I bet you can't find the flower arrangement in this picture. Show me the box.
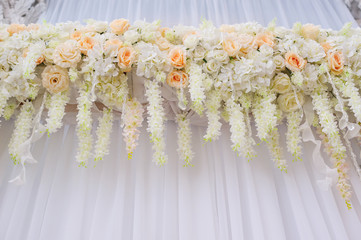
[0,19,361,208]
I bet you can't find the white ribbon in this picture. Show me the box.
[9,93,47,185]
[299,99,338,190]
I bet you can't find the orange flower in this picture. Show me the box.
[110,19,130,35]
[167,70,188,88]
[222,35,240,57]
[78,36,96,55]
[328,51,344,75]
[22,48,44,65]
[220,25,235,33]
[321,42,332,53]
[7,24,26,36]
[285,52,307,71]
[255,32,275,48]
[238,34,255,54]
[117,46,135,72]
[70,31,82,41]
[159,27,171,37]
[168,47,186,69]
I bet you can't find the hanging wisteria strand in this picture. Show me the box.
[2,19,361,208]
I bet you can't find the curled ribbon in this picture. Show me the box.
[299,99,338,191]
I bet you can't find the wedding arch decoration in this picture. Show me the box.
[0,18,361,209]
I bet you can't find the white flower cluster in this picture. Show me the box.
[122,98,144,159]
[267,129,287,172]
[311,86,350,208]
[94,108,114,162]
[45,91,70,134]
[75,85,93,166]
[286,110,303,161]
[176,113,193,166]
[187,63,206,115]
[8,101,34,164]
[145,80,167,165]
[204,90,222,141]
[252,89,277,140]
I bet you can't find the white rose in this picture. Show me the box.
[259,44,273,57]
[43,48,55,64]
[273,55,285,71]
[183,34,199,49]
[271,73,291,94]
[204,59,220,74]
[91,21,108,33]
[193,46,206,61]
[277,91,305,112]
[210,50,229,64]
[123,30,140,44]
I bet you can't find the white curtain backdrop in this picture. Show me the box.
[1,0,361,239]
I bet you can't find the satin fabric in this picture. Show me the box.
[1,0,361,239]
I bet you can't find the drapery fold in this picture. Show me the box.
[1,0,361,239]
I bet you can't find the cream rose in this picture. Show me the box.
[41,65,70,94]
[328,51,344,75]
[271,73,291,94]
[110,19,130,35]
[301,24,320,41]
[193,46,206,61]
[0,29,10,41]
[168,46,186,69]
[285,52,307,71]
[183,31,199,49]
[220,25,235,33]
[204,59,220,74]
[43,48,55,64]
[166,70,188,88]
[238,34,254,54]
[104,38,123,54]
[273,55,285,71]
[26,23,40,31]
[7,24,26,36]
[78,36,96,55]
[117,46,136,72]
[155,37,172,51]
[53,40,81,68]
[277,92,305,113]
[222,35,240,57]
[255,32,275,48]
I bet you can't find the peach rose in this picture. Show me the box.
[7,24,26,36]
[255,32,275,48]
[110,19,130,35]
[53,40,81,68]
[328,51,344,75]
[285,52,307,71]
[22,48,44,65]
[238,34,254,54]
[26,24,40,31]
[166,70,188,88]
[321,42,332,53]
[41,65,70,94]
[301,24,319,41]
[70,31,82,41]
[222,35,240,57]
[168,47,186,69]
[220,25,235,33]
[155,37,172,51]
[78,36,96,55]
[117,46,135,72]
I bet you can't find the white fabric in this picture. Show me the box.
[1,0,361,239]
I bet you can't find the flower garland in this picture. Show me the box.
[1,19,361,208]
